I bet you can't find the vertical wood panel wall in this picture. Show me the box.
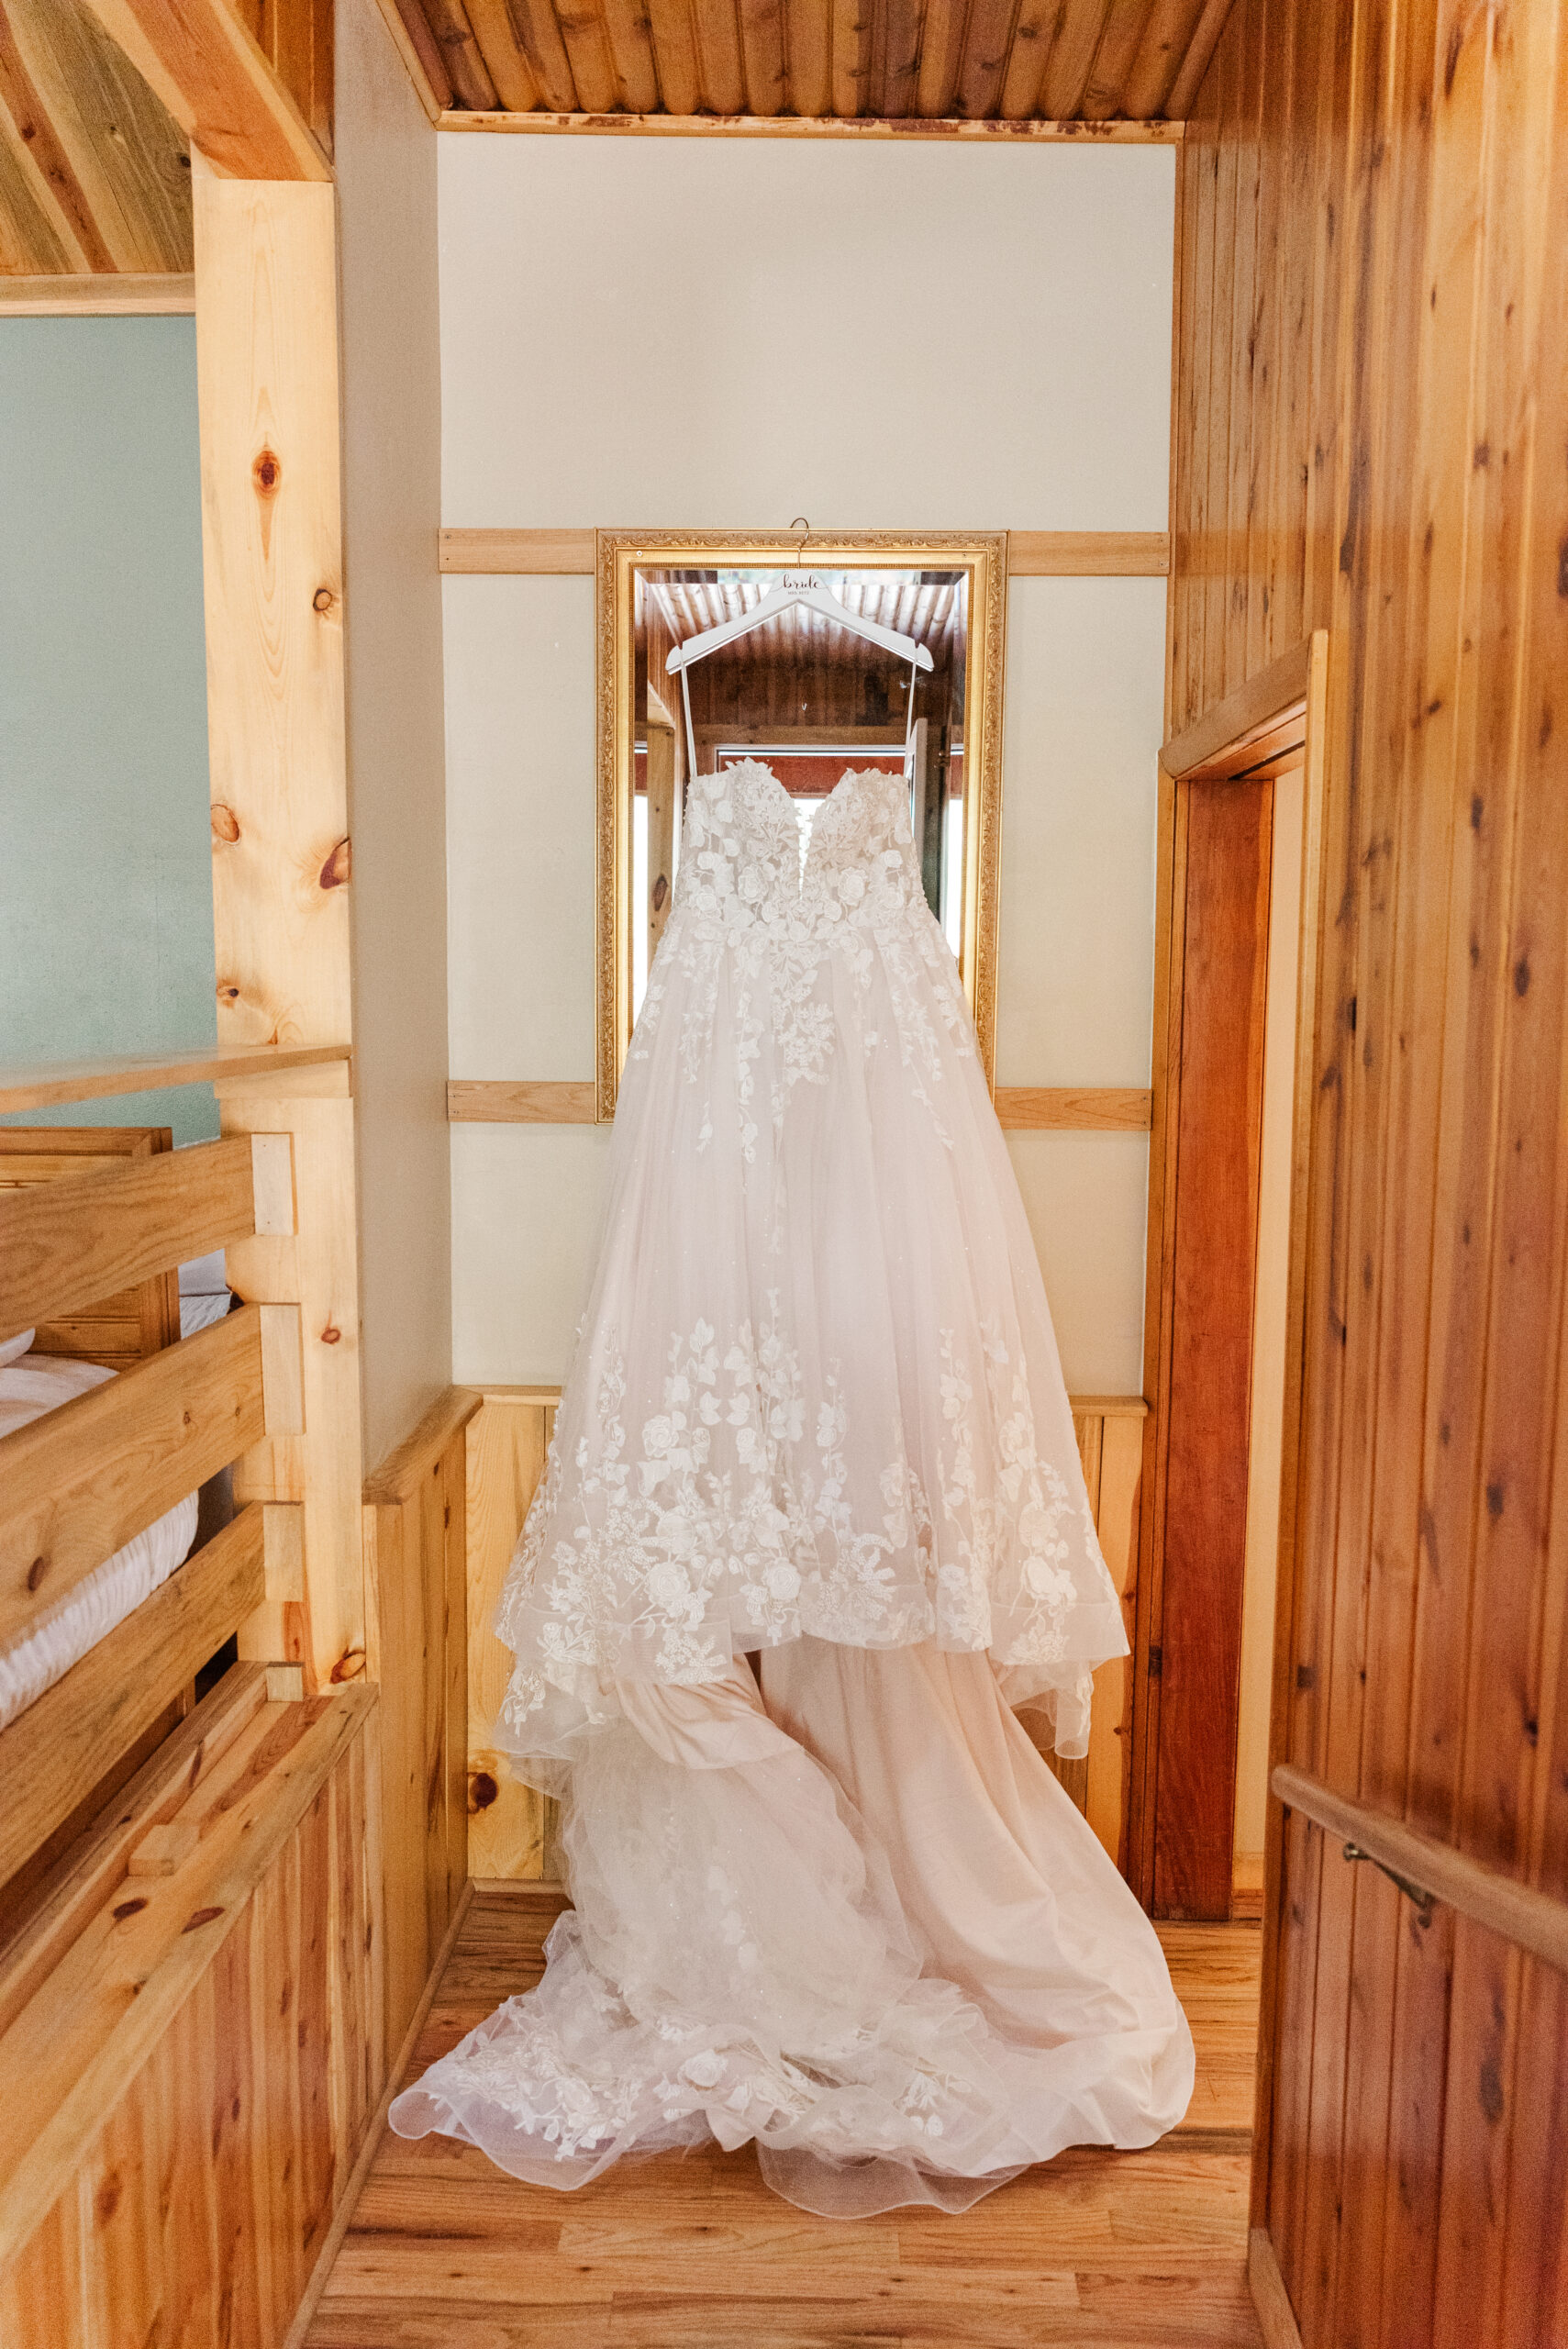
[462,1392,1145,1882]
[1171,4,1568,2339]
[0,1679,382,2348]
[362,1392,475,2051]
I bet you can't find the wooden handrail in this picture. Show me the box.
[1273,1762,1568,1977]
[0,1133,294,1343]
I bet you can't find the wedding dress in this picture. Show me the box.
[389,762,1193,2209]
[496,760,1127,1769]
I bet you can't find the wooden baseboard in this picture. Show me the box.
[1248,2228,1304,2349]
[282,1878,475,2349]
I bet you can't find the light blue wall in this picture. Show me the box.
[1,316,217,1145]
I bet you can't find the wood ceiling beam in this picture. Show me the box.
[80,0,331,180]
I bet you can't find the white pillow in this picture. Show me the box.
[0,1329,37,1369]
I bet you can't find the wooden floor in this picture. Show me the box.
[307,1887,1264,2348]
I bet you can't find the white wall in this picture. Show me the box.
[440,134,1173,1396]
[338,0,453,1468]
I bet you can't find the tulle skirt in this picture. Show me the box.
[387,1641,1193,2214]
[498,896,1127,1769]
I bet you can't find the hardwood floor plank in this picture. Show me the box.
[306,1895,1265,2349]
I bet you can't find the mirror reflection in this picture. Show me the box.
[631,565,971,1019]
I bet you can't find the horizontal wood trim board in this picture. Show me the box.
[1160,639,1314,779]
[438,530,1168,577]
[464,1384,1144,1417]
[362,1386,484,1507]
[995,1086,1153,1130]
[450,1080,1151,1129]
[1272,1763,1568,1980]
[1008,532,1170,576]
[0,1133,261,1342]
[0,1305,267,1646]
[0,274,196,314]
[0,1508,267,1895]
[0,1682,375,2269]
[0,1043,351,1118]
[437,111,1184,143]
[447,1080,597,1121]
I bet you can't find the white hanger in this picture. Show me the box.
[662,525,932,787]
[665,577,934,677]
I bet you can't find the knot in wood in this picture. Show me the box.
[319,837,351,890]
[469,1771,499,1813]
[252,447,281,495]
[313,585,336,613]
[331,1649,366,1682]
[211,803,240,843]
[320,1323,341,1345]
[27,1554,48,1592]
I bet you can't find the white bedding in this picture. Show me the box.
[0,1353,199,1733]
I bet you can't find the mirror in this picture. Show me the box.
[596,531,1006,1119]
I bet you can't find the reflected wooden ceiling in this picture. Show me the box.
[392,0,1228,123]
[641,575,962,673]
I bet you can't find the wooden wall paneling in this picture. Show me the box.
[1221,0,1262,695]
[1197,25,1239,717]
[1085,1404,1146,1869]
[1170,3,1568,2342]
[1494,39,1568,2343]
[195,167,362,1694]
[1316,10,1448,2335]
[1152,774,1273,1919]
[1432,6,1568,2332]
[0,1682,379,2337]
[362,1391,478,2051]
[464,1394,557,1878]
[1282,0,1399,2321]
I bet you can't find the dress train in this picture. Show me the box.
[387,1648,1192,2213]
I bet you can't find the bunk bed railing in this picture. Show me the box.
[0,1133,301,1892]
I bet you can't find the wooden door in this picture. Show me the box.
[1149,779,1274,1917]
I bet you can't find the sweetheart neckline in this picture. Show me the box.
[704,759,909,897]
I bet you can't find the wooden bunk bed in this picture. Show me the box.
[0,1097,382,2337]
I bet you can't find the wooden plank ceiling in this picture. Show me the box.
[392,0,1231,122]
[0,0,331,277]
[0,0,191,273]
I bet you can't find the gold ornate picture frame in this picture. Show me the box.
[595,529,1008,1121]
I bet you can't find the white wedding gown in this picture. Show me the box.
[390,763,1193,2210]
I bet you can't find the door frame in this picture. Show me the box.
[1128,631,1331,1967]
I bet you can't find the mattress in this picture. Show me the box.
[0,1353,199,1734]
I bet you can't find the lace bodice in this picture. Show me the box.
[673,761,927,937]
